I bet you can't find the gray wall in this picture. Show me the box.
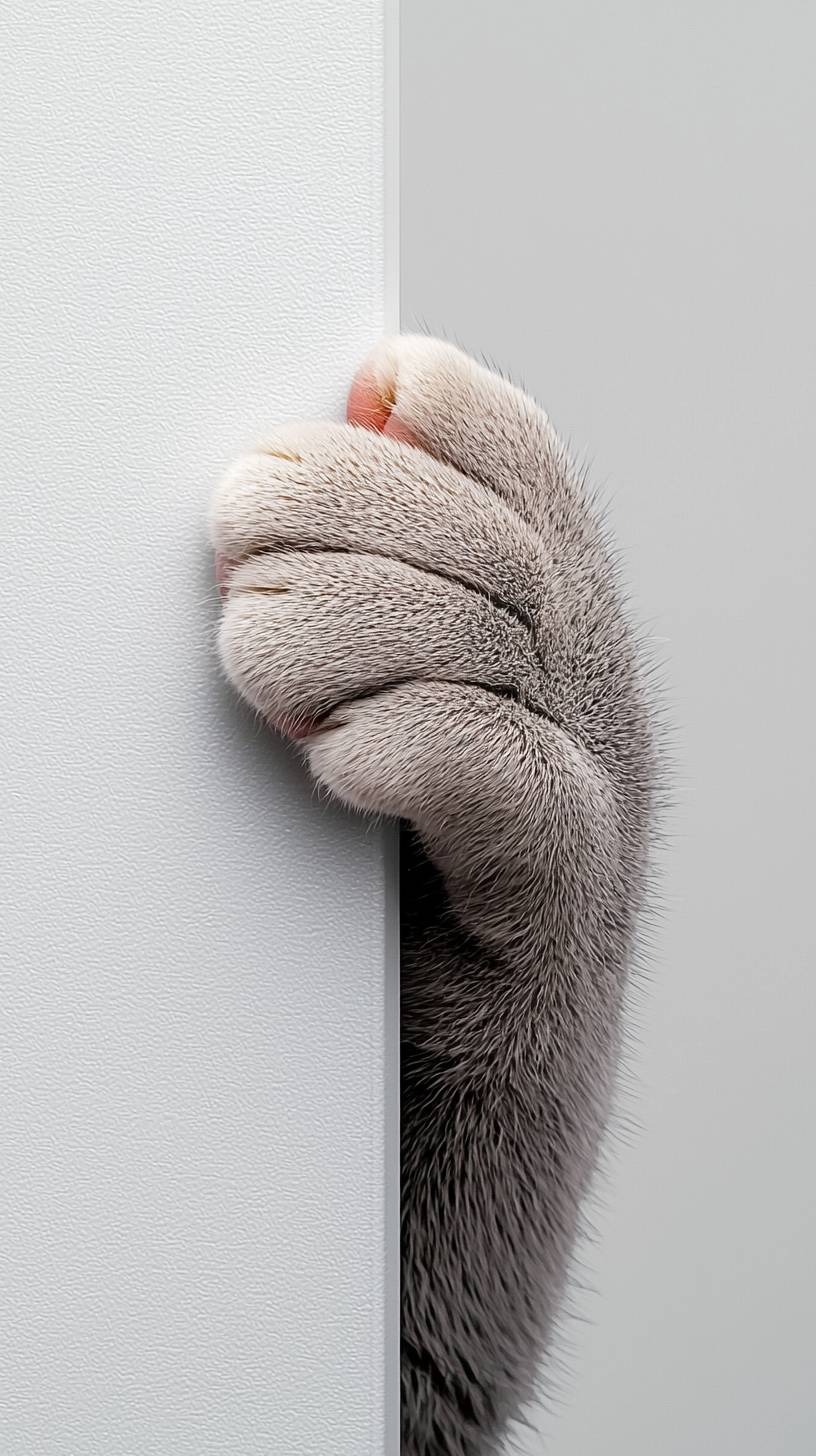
[402,2,815,1451]
[0,3,392,1452]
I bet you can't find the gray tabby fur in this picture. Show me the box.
[210,336,657,1454]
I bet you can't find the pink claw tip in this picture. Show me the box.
[214,551,234,599]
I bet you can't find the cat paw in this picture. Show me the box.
[210,336,592,830]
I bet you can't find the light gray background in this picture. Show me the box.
[0,3,393,1452]
[402,2,815,1451]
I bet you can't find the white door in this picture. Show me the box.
[1,3,397,1452]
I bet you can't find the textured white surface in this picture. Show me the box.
[0,2,389,1451]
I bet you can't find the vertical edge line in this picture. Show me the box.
[384,0,400,335]
[383,2,401,1453]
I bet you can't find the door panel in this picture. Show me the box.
[0,3,393,1451]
